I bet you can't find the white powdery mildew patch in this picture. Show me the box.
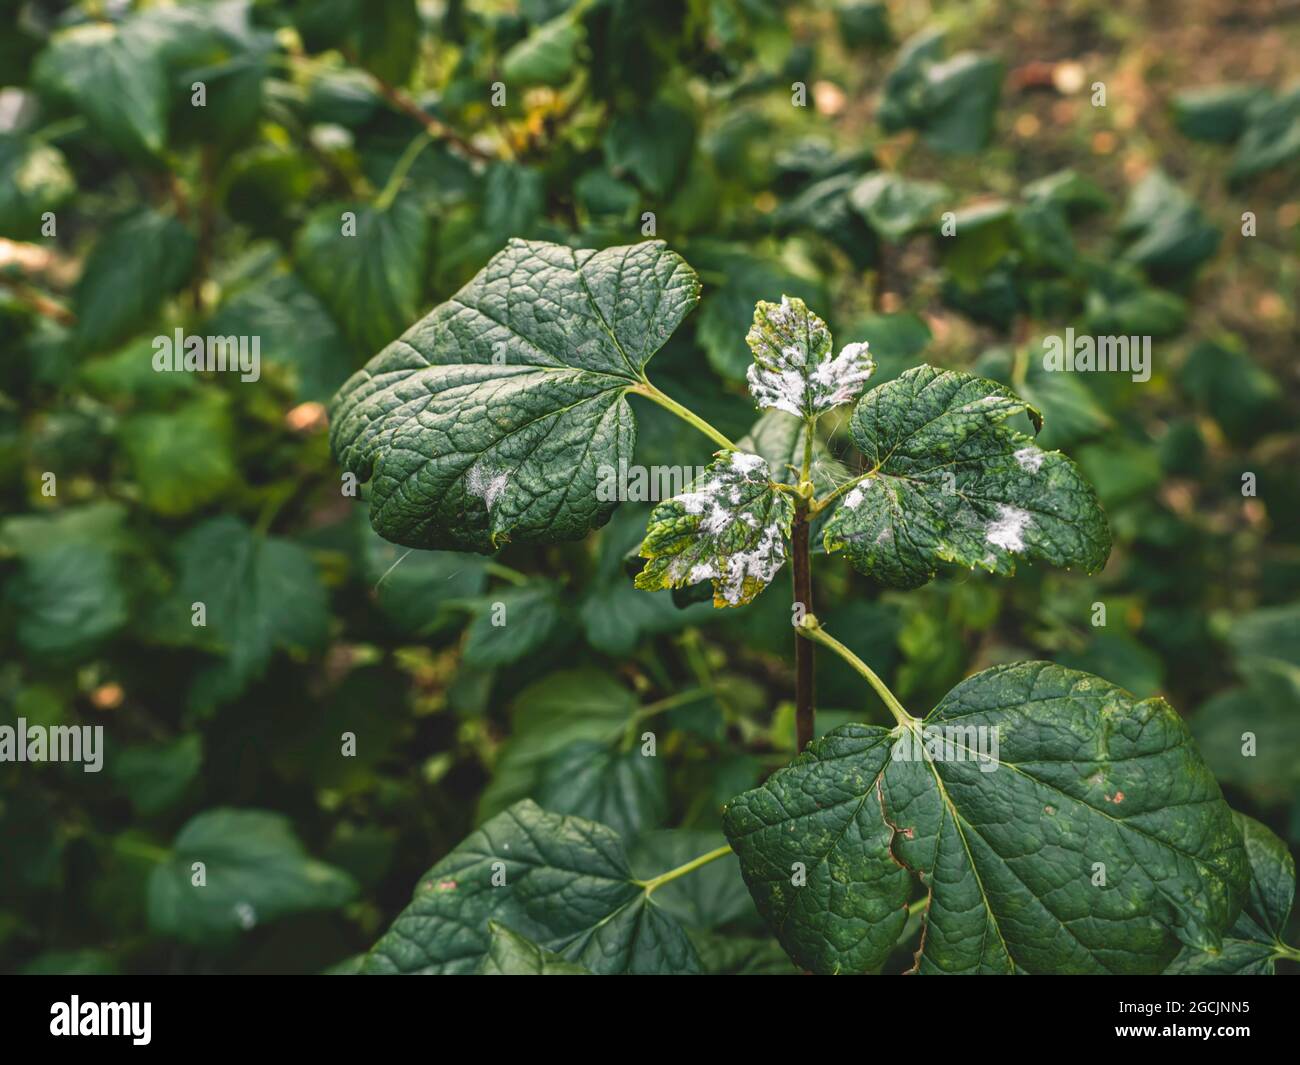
[746,362,807,418]
[843,486,865,510]
[672,451,769,538]
[716,520,787,606]
[745,296,874,417]
[1014,446,1044,472]
[810,342,875,410]
[654,450,788,605]
[985,503,1032,553]
[466,463,509,510]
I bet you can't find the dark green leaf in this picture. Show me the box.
[479,922,593,974]
[823,365,1110,589]
[362,800,700,973]
[119,394,238,516]
[73,210,195,354]
[0,135,75,239]
[296,196,429,355]
[462,582,563,668]
[330,239,700,551]
[850,171,947,241]
[148,809,358,946]
[34,23,169,159]
[1168,814,1295,974]
[537,740,667,839]
[723,662,1249,974]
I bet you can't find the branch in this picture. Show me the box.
[792,504,815,751]
[0,278,74,325]
[351,54,495,163]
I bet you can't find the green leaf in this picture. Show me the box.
[462,582,563,668]
[119,394,238,517]
[604,99,694,198]
[579,504,715,655]
[850,171,948,241]
[723,662,1249,974]
[73,210,195,354]
[744,296,874,418]
[1181,338,1284,445]
[295,196,429,355]
[152,517,329,707]
[34,22,169,159]
[1226,603,1300,675]
[636,450,794,607]
[1230,86,1300,183]
[4,542,129,660]
[354,0,420,84]
[630,830,755,930]
[358,512,487,637]
[1168,814,1295,975]
[0,135,75,239]
[878,31,1002,154]
[501,16,584,86]
[477,670,639,823]
[823,365,1110,589]
[81,336,196,402]
[1083,263,1188,337]
[110,735,203,816]
[1191,671,1300,803]
[362,800,700,973]
[330,239,700,551]
[0,503,131,660]
[1117,170,1220,277]
[537,740,667,839]
[479,922,593,974]
[148,809,358,946]
[208,271,355,404]
[690,930,801,974]
[1171,84,1267,144]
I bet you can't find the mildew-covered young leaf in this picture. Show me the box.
[329,239,700,551]
[823,365,1110,588]
[1167,813,1296,975]
[745,296,874,418]
[722,663,1248,975]
[635,450,794,608]
[362,800,699,974]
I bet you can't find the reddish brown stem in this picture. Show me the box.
[350,53,494,163]
[792,506,815,751]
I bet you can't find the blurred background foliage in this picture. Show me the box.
[0,0,1297,974]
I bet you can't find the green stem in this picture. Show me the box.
[638,844,733,894]
[630,382,739,451]
[375,129,433,210]
[484,561,530,586]
[634,687,711,722]
[113,837,171,864]
[1274,942,1300,963]
[810,470,876,515]
[618,687,710,750]
[907,896,929,917]
[796,616,915,726]
[31,116,87,143]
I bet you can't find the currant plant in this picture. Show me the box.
[331,238,1283,975]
